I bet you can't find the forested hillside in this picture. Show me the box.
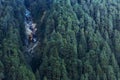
[0,0,120,80]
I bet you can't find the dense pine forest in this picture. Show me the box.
[0,0,120,80]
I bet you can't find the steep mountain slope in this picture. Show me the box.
[0,0,35,80]
[0,0,120,80]
[28,0,120,80]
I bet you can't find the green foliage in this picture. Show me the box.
[0,0,35,80]
[18,65,36,80]
[0,61,4,79]
[32,0,120,80]
[0,0,120,80]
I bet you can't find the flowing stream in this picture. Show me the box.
[25,9,38,46]
[24,8,39,61]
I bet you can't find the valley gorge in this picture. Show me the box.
[0,0,120,80]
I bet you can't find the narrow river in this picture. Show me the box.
[24,9,37,46]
